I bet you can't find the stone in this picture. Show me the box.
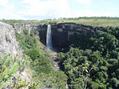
[0,22,22,57]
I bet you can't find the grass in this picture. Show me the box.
[39,17,119,27]
[1,17,119,27]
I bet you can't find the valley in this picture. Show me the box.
[0,18,119,89]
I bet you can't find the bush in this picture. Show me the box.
[0,54,21,88]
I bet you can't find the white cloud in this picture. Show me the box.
[0,0,9,7]
[0,0,93,19]
[0,0,118,19]
[72,9,118,17]
[19,0,72,19]
[0,0,24,19]
[76,0,93,5]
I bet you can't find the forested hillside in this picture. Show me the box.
[59,26,119,89]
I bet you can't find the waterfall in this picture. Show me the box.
[46,24,53,50]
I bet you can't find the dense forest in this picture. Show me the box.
[59,27,119,89]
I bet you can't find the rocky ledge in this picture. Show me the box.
[0,22,22,56]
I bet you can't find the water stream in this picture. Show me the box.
[46,24,53,50]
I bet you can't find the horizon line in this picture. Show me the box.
[0,16,119,20]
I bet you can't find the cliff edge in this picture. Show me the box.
[0,22,22,56]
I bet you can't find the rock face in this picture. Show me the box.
[13,23,37,33]
[11,22,100,51]
[27,23,97,51]
[0,22,22,56]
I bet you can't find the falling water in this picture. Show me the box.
[46,24,53,50]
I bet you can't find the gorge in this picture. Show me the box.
[1,20,119,89]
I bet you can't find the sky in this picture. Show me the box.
[0,0,119,19]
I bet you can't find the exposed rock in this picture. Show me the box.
[10,23,97,51]
[0,22,32,89]
[0,22,22,56]
[9,22,114,52]
[13,23,34,33]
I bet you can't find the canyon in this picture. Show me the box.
[12,22,105,51]
[1,21,119,89]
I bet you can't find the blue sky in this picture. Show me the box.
[0,0,119,19]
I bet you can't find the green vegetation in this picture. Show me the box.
[0,55,18,88]
[1,17,119,89]
[59,27,119,89]
[1,17,119,27]
[39,17,119,27]
[16,29,67,89]
[0,54,25,88]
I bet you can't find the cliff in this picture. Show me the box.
[0,22,32,89]
[12,23,105,51]
[9,22,119,52]
[0,22,22,56]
